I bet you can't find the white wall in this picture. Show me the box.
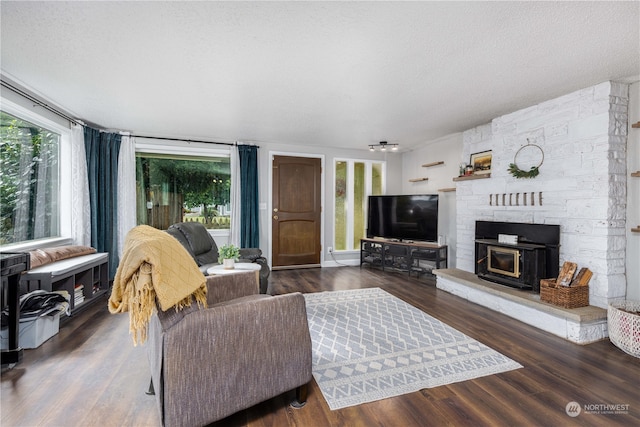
[456,81,630,309]
[402,133,463,267]
[627,81,640,301]
[253,141,404,266]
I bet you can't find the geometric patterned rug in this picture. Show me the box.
[304,288,522,410]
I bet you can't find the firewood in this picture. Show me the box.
[570,268,592,287]
[557,261,577,287]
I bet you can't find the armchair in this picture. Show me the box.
[166,222,271,293]
[146,271,312,426]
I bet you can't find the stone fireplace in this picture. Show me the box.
[433,81,629,344]
[474,221,559,292]
[454,81,628,310]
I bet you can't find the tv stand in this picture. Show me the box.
[360,238,447,277]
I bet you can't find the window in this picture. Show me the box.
[334,159,385,251]
[135,147,231,231]
[0,111,62,245]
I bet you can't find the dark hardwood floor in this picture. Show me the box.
[2,266,639,426]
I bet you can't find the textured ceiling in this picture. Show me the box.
[1,1,638,151]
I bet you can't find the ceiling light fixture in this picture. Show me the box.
[369,141,398,152]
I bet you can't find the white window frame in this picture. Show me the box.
[333,158,386,252]
[135,139,232,238]
[0,98,72,252]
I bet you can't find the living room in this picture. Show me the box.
[2,2,639,426]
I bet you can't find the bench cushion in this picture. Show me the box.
[29,245,97,268]
[26,253,108,277]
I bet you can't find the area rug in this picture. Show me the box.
[304,287,522,410]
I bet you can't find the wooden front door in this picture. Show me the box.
[272,156,322,269]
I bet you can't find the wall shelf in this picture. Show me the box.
[453,173,491,182]
[631,171,640,178]
[408,177,429,183]
[438,187,456,192]
[422,161,445,168]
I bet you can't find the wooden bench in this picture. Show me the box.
[20,253,109,315]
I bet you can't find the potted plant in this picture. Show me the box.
[218,244,240,269]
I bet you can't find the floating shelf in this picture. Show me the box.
[453,173,491,182]
[631,171,640,178]
[632,121,640,129]
[438,187,456,192]
[408,177,429,183]
[632,226,640,233]
[422,161,444,168]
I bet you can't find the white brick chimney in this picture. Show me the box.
[456,81,629,309]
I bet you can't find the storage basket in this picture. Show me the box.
[608,301,640,358]
[539,278,557,304]
[0,313,60,350]
[539,278,589,309]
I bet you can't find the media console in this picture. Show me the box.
[360,238,447,277]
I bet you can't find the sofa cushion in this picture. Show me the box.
[195,249,219,267]
[170,222,219,266]
[166,227,196,258]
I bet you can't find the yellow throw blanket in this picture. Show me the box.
[109,225,207,345]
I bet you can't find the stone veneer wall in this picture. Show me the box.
[456,81,629,309]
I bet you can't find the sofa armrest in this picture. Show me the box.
[238,247,262,261]
[252,256,269,270]
[204,271,258,305]
[159,293,312,426]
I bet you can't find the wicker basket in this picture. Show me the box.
[539,278,589,309]
[539,278,558,304]
[608,301,640,358]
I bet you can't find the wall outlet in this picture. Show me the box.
[328,247,333,253]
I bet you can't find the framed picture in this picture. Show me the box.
[470,150,492,175]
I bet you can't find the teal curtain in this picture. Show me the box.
[238,145,259,248]
[84,127,121,278]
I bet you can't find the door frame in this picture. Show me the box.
[268,151,325,267]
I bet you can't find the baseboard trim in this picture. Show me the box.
[272,264,321,271]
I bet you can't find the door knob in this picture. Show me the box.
[273,215,279,220]
[273,208,278,213]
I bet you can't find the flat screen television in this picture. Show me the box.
[367,194,438,242]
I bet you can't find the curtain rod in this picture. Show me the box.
[1,79,83,126]
[132,134,259,148]
[2,79,260,148]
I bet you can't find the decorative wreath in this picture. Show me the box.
[508,140,544,179]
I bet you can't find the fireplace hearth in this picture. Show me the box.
[475,221,560,292]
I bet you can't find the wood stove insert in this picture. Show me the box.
[475,221,560,293]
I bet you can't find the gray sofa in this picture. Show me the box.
[166,221,271,293]
[146,271,312,426]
